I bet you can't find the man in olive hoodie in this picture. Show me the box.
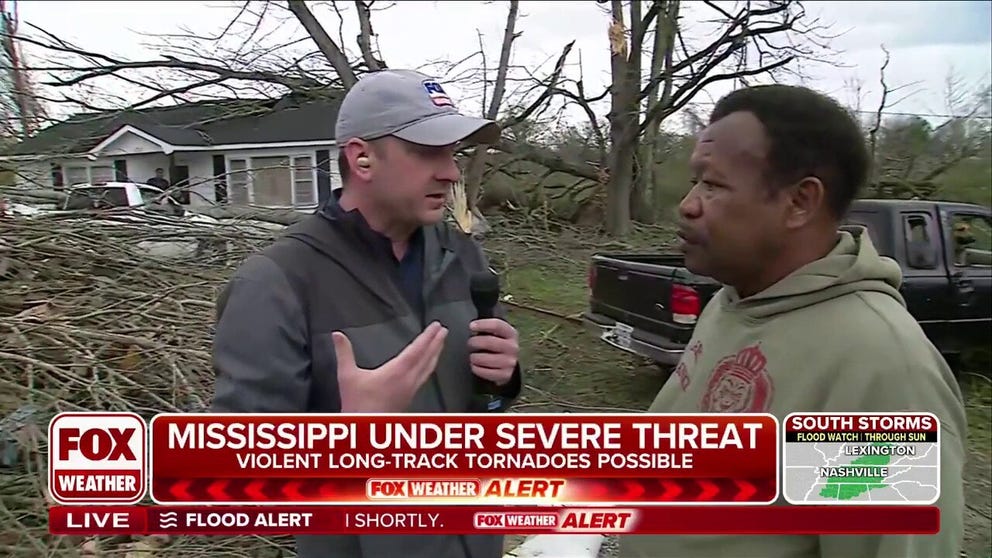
[619,85,967,557]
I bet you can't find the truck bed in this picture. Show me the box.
[585,252,721,365]
[584,199,992,369]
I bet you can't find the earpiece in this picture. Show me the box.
[356,156,371,168]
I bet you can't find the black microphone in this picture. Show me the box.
[469,270,503,406]
[470,270,500,320]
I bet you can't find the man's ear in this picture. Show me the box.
[342,140,374,180]
[784,176,825,229]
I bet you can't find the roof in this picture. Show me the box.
[2,91,344,156]
[851,199,941,211]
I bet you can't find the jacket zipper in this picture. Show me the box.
[422,248,458,413]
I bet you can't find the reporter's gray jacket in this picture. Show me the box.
[210,205,522,558]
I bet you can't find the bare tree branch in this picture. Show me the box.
[355,1,385,70]
[462,0,521,214]
[499,41,574,129]
[868,44,892,180]
[14,26,325,103]
[486,0,519,120]
[287,0,357,88]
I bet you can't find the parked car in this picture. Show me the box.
[60,182,190,216]
[583,199,992,370]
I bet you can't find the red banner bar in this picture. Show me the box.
[150,476,777,505]
[148,413,778,505]
[48,505,939,536]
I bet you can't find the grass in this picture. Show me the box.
[484,217,675,417]
[962,373,992,558]
[487,218,991,558]
[504,266,588,314]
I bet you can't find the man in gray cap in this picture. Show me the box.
[211,69,523,558]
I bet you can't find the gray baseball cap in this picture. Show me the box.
[334,69,501,147]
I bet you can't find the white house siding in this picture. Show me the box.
[178,153,217,208]
[9,160,51,189]
[221,143,339,210]
[99,133,163,156]
[90,132,215,206]
[6,133,341,210]
[97,133,171,187]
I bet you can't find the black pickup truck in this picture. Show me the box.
[583,199,992,369]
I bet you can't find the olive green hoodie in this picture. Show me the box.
[619,227,966,558]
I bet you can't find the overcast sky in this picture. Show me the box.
[12,0,992,132]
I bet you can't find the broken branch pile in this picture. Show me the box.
[0,210,294,557]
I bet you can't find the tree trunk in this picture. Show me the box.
[630,144,655,223]
[606,138,635,236]
[635,1,672,224]
[605,1,642,237]
[463,150,488,209]
[624,1,652,224]
[651,135,671,215]
[462,0,519,212]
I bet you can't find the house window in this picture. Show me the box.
[225,154,317,208]
[63,164,114,186]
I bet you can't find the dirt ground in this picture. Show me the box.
[486,216,992,558]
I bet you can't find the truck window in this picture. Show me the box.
[951,213,992,268]
[843,210,890,256]
[903,213,937,269]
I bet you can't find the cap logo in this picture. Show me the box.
[423,80,454,108]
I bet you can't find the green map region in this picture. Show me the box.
[819,443,892,500]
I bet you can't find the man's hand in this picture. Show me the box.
[468,318,519,385]
[332,322,448,413]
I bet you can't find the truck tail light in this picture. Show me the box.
[670,284,700,324]
[587,265,597,291]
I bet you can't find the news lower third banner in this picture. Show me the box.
[48,412,777,506]
[148,413,779,505]
[48,505,940,536]
[47,411,942,536]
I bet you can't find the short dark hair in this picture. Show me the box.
[710,84,870,217]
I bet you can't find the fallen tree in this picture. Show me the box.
[0,210,292,556]
[0,200,527,556]
[4,187,309,227]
